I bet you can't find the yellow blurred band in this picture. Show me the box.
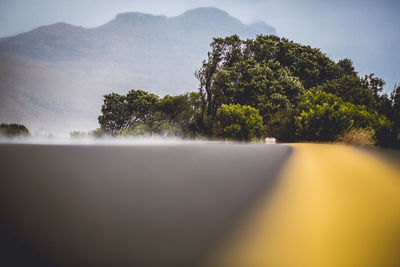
[205,144,400,267]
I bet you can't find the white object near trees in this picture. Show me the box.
[265,137,276,144]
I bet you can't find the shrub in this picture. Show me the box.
[214,104,263,141]
[0,123,30,137]
[336,128,375,146]
[121,124,151,136]
[295,91,391,143]
[88,128,105,138]
[263,109,297,142]
[70,130,87,138]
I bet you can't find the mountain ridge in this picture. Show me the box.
[0,7,276,62]
[0,7,276,134]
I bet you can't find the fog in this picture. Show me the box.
[0,135,209,146]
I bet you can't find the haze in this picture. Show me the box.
[1,0,399,90]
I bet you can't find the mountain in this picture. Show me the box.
[0,53,100,134]
[0,7,275,134]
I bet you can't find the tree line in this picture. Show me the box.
[97,35,400,146]
[0,123,30,137]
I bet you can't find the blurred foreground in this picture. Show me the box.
[0,142,399,267]
[0,143,290,267]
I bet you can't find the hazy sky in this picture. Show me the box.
[0,0,399,89]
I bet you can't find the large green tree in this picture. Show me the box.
[195,34,397,145]
[246,35,341,88]
[196,34,348,136]
[210,59,304,121]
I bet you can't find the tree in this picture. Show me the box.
[246,35,341,88]
[195,34,347,136]
[126,89,159,127]
[314,75,378,110]
[156,93,202,137]
[98,90,159,135]
[98,93,129,135]
[95,35,397,146]
[0,123,30,137]
[337,58,357,76]
[295,91,391,143]
[98,90,202,137]
[361,73,385,97]
[214,104,263,141]
[264,109,297,142]
[313,73,396,144]
[390,85,400,141]
[198,57,304,127]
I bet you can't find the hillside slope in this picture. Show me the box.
[0,53,99,134]
[0,7,275,134]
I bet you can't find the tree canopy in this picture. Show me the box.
[98,90,201,137]
[295,91,391,142]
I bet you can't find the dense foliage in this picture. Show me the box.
[0,123,30,137]
[295,91,391,143]
[98,35,399,145]
[214,104,263,141]
[98,90,201,137]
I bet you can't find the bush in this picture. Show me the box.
[88,128,104,138]
[121,124,151,137]
[296,91,391,143]
[152,122,183,137]
[214,104,263,141]
[336,128,375,146]
[70,130,87,138]
[0,123,30,137]
[263,109,297,142]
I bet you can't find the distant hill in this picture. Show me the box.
[0,7,275,134]
[0,53,100,134]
